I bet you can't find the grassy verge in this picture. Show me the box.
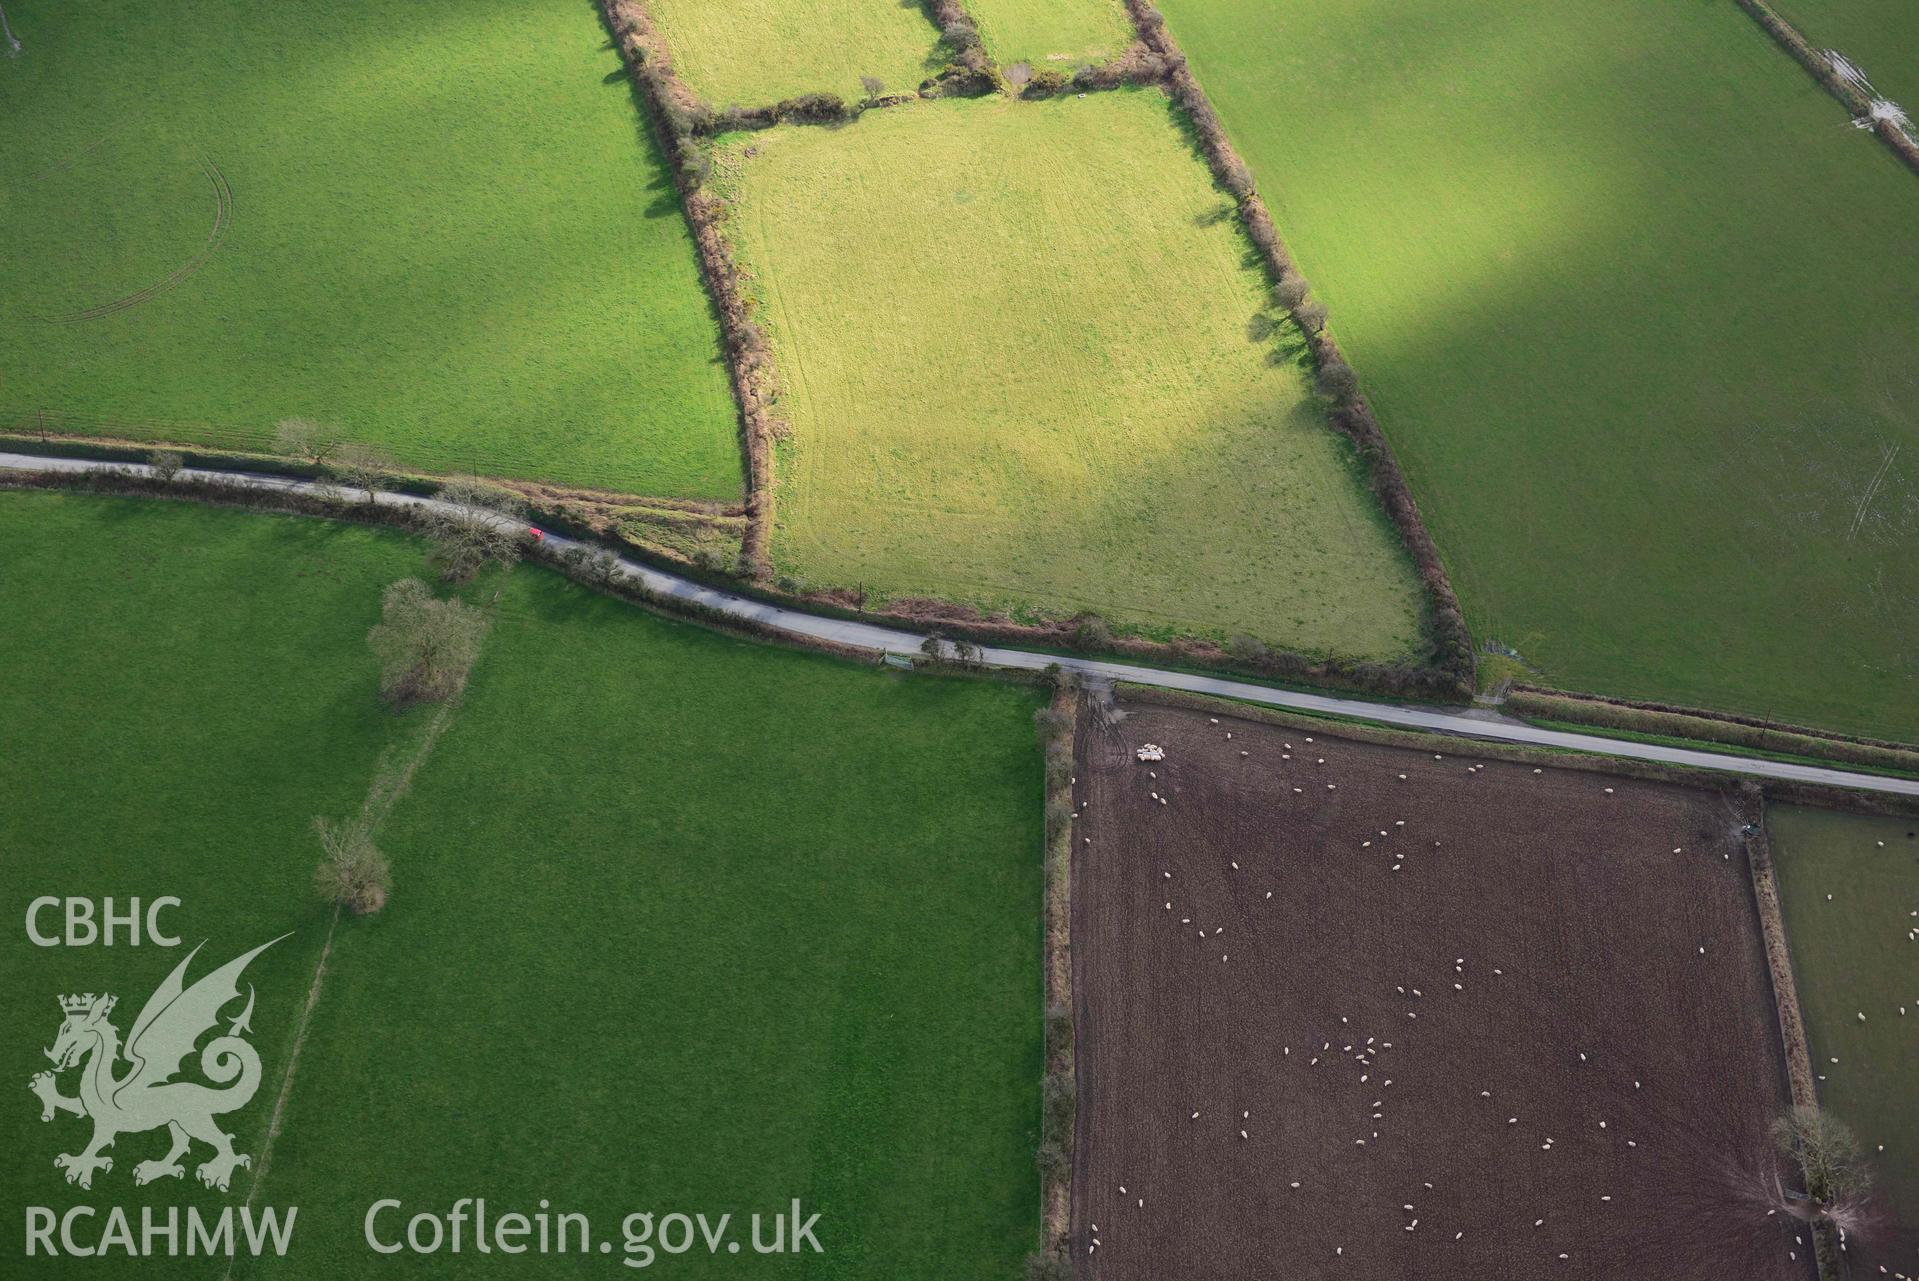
[1512,714,1919,782]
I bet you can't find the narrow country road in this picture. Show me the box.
[7,450,1916,798]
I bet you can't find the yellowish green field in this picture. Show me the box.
[968,0,1135,67]
[645,0,942,106]
[720,91,1425,656]
[1770,806,1919,1248]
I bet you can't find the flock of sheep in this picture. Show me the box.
[1072,717,1891,1276]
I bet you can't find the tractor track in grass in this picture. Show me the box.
[2,450,1916,799]
[35,154,231,325]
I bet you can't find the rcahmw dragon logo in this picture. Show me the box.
[28,935,286,1192]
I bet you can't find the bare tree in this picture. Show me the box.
[860,75,885,106]
[273,417,342,468]
[556,542,624,590]
[1773,1107,1874,1232]
[1070,613,1113,652]
[312,817,391,914]
[147,450,184,481]
[421,479,527,583]
[1272,273,1310,311]
[366,578,488,707]
[1227,632,1271,665]
[1315,358,1360,402]
[326,441,395,503]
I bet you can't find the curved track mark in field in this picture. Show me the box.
[37,154,231,325]
[1846,443,1900,542]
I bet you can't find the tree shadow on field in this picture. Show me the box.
[1268,331,1312,370]
[1245,310,1312,370]
[579,0,739,439]
[1195,201,1235,228]
[585,3,692,222]
[643,170,680,219]
[916,0,960,74]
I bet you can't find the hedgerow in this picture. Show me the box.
[1119,0,1476,690]
[599,0,782,576]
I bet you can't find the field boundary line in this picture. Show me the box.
[1120,682,1768,793]
[233,906,338,1232]
[1744,815,1818,1111]
[1730,0,1919,178]
[1036,686,1079,1271]
[223,634,472,1277]
[1506,686,1919,769]
[1106,681,1919,809]
[597,0,782,576]
[7,454,1919,805]
[612,4,1461,698]
[940,0,1166,102]
[0,415,741,506]
[0,422,735,510]
[1117,0,1476,693]
[1742,811,1843,1281]
[629,0,1160,134]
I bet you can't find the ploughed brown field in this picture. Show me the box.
[1070,700,1816,1280]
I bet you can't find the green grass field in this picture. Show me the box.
[1,491,1043,1277]
[1156,0,1919,737]
[1770,806,1919,1238]
[253,565,1044,1279]
[0,492,434,1278]
[967,0,1134,67]
[720,91,1426,658]
[0,0,738,497]
[644,0,944,106]
[1776,0,1919,108]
